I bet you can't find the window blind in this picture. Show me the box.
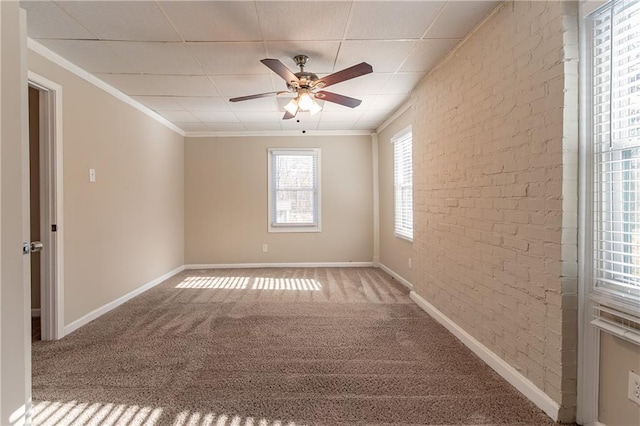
[268,149,319,228]
[393,129,413,240]
[591,0,640,308]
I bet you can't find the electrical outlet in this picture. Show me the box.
[408,258,412,269]
[262,244,268,253]
[629,370,640,406]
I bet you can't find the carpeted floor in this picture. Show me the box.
[32,268,557,425]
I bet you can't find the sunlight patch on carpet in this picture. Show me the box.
[32,401,163,426]
[176,276,322,291]
[32,401,301,426]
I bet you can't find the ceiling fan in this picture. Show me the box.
[229,55,373,120]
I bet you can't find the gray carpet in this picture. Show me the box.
[32,268,557,425]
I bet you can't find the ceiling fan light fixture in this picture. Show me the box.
[308,101,322,116]
[284,98,299,115]
[297,90,315,111]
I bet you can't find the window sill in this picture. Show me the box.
[394,232,413,243]
[269,225,321,233]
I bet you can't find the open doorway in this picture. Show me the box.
[28,72,64,341]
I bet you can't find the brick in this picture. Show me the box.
[410,0,577,414]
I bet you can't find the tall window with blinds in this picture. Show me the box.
[393,128,413,241]
[590,0,640,310]
[267,148,321,232]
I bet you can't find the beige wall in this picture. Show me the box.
[185,136,373,265]
[1,2,31,423]
[377,108,414,283]
[28,51,185,326]
[411,1,577,420]
[599,333,640,426]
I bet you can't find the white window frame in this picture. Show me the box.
[267,148,321,233]
[392,126,413,242]
[586,0,640,318]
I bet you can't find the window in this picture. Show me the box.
[589,0,640,311]
[268,148,320,232]
[393,127,413,241]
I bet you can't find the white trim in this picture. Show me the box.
[410,291,560,422]
[577,3,601,424]
[63,266,184,336]
[372,133,380,267]
[185,129,372,138]
[267,148,321,233]
[378,263,413,291]
[30,309,40,318]
[27,71,65,341]
[185,262,373,270]
[376,101,413,134]
[27,38,184,137]
[585,422,606,426]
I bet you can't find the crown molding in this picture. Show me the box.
[185,129,374,138]
[27,38,185,137]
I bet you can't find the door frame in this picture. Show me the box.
[27,71,64,341]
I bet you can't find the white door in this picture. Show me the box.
[0,4,32,425]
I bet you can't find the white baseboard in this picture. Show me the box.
[185,262,373,270]
[409,291,561,422]
[31,308,41,318]
[63,265,185,336]
[378,263,413,290]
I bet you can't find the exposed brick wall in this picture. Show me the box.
[411,1,578,420]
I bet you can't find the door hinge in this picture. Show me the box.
[51,224,57,232]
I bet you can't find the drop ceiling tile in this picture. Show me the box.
[228,97,281,113]
[320,73,390,96]
[57,1,179,41]
[364,94,410,111]
[36,40,136,74]
[159,1,261,42]
[425,1,499,39]
[149,76,219,97]
[335,41,416,73]
[264,42,341,74]
[205,123,246,131]
[400,39,461,72]
[210,75,275,98]
[187,42,267,75]
[175,97,232,112]
[22,1,97,40]
[280,120,317,131]
[156,110,199,123]
[319,111,364,122]
[243,122,284,131]
[191,111,239,123]
[95,74,163,96]
[316,121,353,131]
[107,42,205,75]
[234,112,283,122]
[380,73,426,95]
[352,121,382,131]
[360,110,393,123]
[256,1,351,41]
[175,122,212,132]
[132,96,184,111]
[346,1,444,40]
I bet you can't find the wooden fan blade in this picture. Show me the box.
[229,91,287,102]
[283,110,296,120]
[314,62,373,89]
[315,91,362,108]
[261,59,301,85]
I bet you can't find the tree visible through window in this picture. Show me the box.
[268,148,320,232]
